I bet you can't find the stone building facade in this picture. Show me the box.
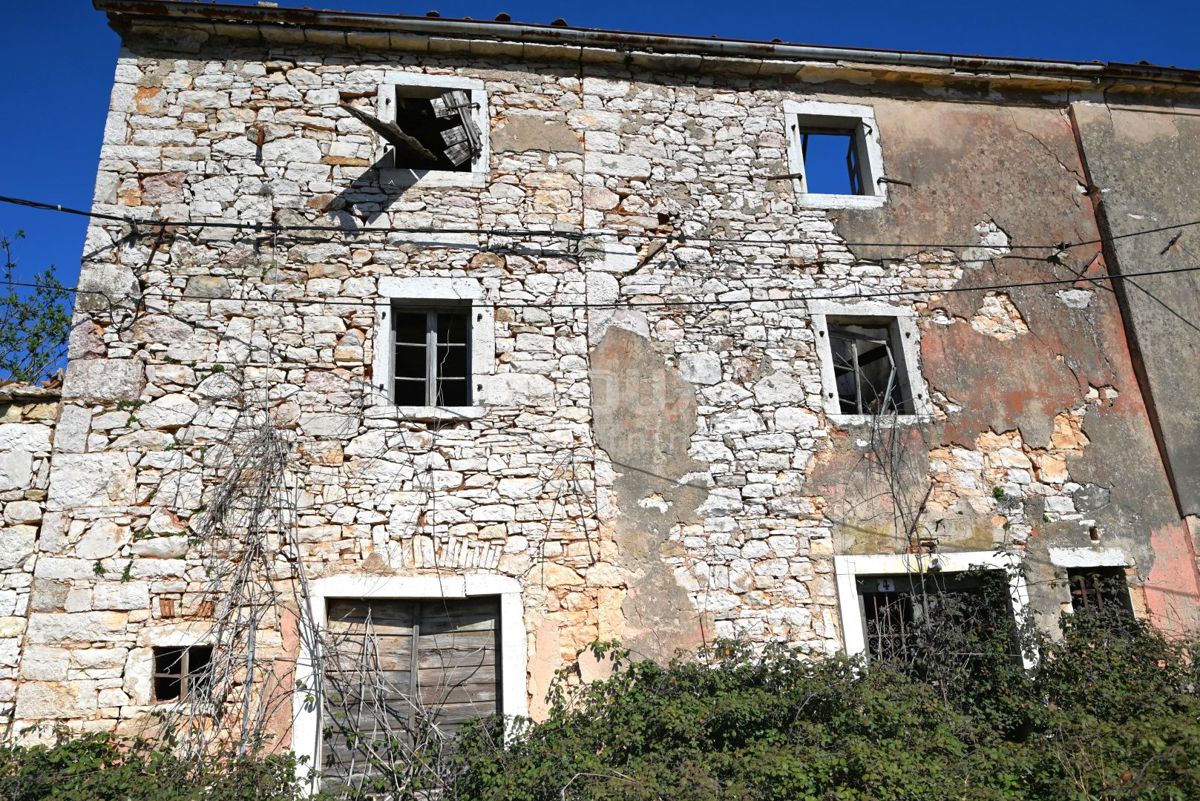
[5,0,1200,764]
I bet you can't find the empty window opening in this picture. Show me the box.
[799,127,864,195]
[392,306,471,406]
[829,319,912,415]
[152,645,212,702]
[858,571,1015,666]
[1067,567,1132,615]
[321,597,500,789]
[342,86,481,172]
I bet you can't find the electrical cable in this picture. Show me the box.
[2,263,1197,311]
[3,192,1199,253]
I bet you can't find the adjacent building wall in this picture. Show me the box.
[0,386,60,733]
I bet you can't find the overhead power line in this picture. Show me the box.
[3,192,1199,253]
[5,264,1199,312]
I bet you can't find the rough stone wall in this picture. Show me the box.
[0,386,60,733]
[12,21,1200,739]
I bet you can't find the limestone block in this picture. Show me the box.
[753,372,804,406]
[91,581,150,611]
[184,275,231,299]
[76,521,130,560]
[137,394,199,430]
[3,500,41,525]
[47,453,137,510]
[132,314,195,345]
[123,647,153,702]
[62,359,146,403]
[775,407,819,432]
[0,617,25,637]
[15,681,96,719]
[585,152,650,178]
[299,413,358,437]
[0,452,32,492]
[130,536,187,558]
[481,373,555,406]
[0,423,52,453]
[54,406,91,454]
[25,612,128,643]
[0,526,35,570]
[680,352,722,386]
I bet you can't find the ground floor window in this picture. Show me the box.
[1066,566,1133,615]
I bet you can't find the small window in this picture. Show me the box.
[785,101,885,208]
[392,306,471,406]
[1067,567,1132,615]
[798,125,864,195]
[829,319,912,415]
[152,645,213,702]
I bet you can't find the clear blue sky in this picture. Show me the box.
[2,0,1198,290]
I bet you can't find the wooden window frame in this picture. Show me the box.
[828,319,912,416]
[390,305,472,407]
[152,645,213,703]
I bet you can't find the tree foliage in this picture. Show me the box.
[0,231,71,383]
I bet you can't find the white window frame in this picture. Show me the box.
[784,100,886,209]
[1048,546,1136,616]
[834,550,1035,669]
[810,300,931,426]
[291,574,527,792]
[371,276,494,422]
[376,73,489,189]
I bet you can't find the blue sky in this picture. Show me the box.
[2,0,1198,291]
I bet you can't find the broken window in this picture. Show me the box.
[829,319,912,415]
[321,597,500,789]
[1067,566,1132,615]
[391,306,471,406]
[798,125,864,195]
[152,645,213,702]
[341,85,482,173]
[858,571,1016,666]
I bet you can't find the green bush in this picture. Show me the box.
[0,733,305,801]
[451,611,1200,801]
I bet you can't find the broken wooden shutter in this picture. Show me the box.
[320,597,500,789]
[428,89,482,167]
[339,102,439,164]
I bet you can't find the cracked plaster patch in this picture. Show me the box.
[970,292,1030,341]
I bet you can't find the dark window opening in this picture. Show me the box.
[152,645,213,702]
[1067,566,1132,615]
[392,306,471,407]
[858,571,1015,666]
[829,319,912,415]
[321,597,500,790]
[799,125,865,195]
[340,87,481,173]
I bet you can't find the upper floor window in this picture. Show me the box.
[811,301,930,424]
[341,73,489,188]
[829,319,913,415]
[784,100,886,209]
[371,276,494,421]
[392,306,472,407]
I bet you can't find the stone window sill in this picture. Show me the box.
[365,405,486,423]
[827,413,928,428]
[794,192,886,210]
[378,168,487,190]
